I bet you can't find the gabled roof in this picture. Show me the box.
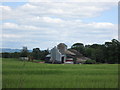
[65,50,76,55]
[68,49,82,57]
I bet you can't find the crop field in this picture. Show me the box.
[2,58,118,88]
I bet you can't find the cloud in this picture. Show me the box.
[28,0,119,3]
[1,2,116,21]
[1,0,119,2]
[3,22,18,29]
[87,22,114,29]
[2,34,22,38]
[20,3,37,9]
[42,17,63,23]
[2,22,43,31]
[2,20,117,49]
[1,1,118,49]
[0,5,11,11]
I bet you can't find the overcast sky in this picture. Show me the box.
[1,0,118,50]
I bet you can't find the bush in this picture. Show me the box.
[85,59,96,64]
[96,62,102,64]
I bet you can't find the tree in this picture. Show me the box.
[32,48,41,60]
[71,43,85,55]
[40,50,49,60]
[2,52,11,58]
[104,39,120,63]
[84,47,92,57]
[71,39,119,64]
[71,43,84,48]
[85,59,96,64]
[20,46,28,57]
[11,52,20,58]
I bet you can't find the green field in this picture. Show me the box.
[2,58,118,88]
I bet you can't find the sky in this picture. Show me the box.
[1,0,119,50]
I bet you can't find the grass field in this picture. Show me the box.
[2,58,118,88]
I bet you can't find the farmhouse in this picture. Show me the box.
[45,43,88,64]
[19,57,29,61]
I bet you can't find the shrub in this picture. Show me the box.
[85,59,96,64]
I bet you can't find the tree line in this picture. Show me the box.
[71,39,120,64]
[2,47,49,61]
[1,39,120,64]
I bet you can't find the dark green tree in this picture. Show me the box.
[40,50,49,60]
[71,43,85,55]
[32,48,41,60]
[11,52,20,58]
[104,39,120,63]
[20,46,29,57]
[2,52,11,58]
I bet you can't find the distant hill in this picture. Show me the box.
[0,48,32,53]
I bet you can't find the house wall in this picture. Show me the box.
[19,57,29,61]
[50,46,62,63]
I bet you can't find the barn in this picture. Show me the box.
[45,43,76,64]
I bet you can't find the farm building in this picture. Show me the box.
[19,57,29,61]
[45,43,89,64]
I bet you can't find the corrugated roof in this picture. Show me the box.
[65,50,76,55]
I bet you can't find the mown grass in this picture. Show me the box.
[2,58,118,88]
